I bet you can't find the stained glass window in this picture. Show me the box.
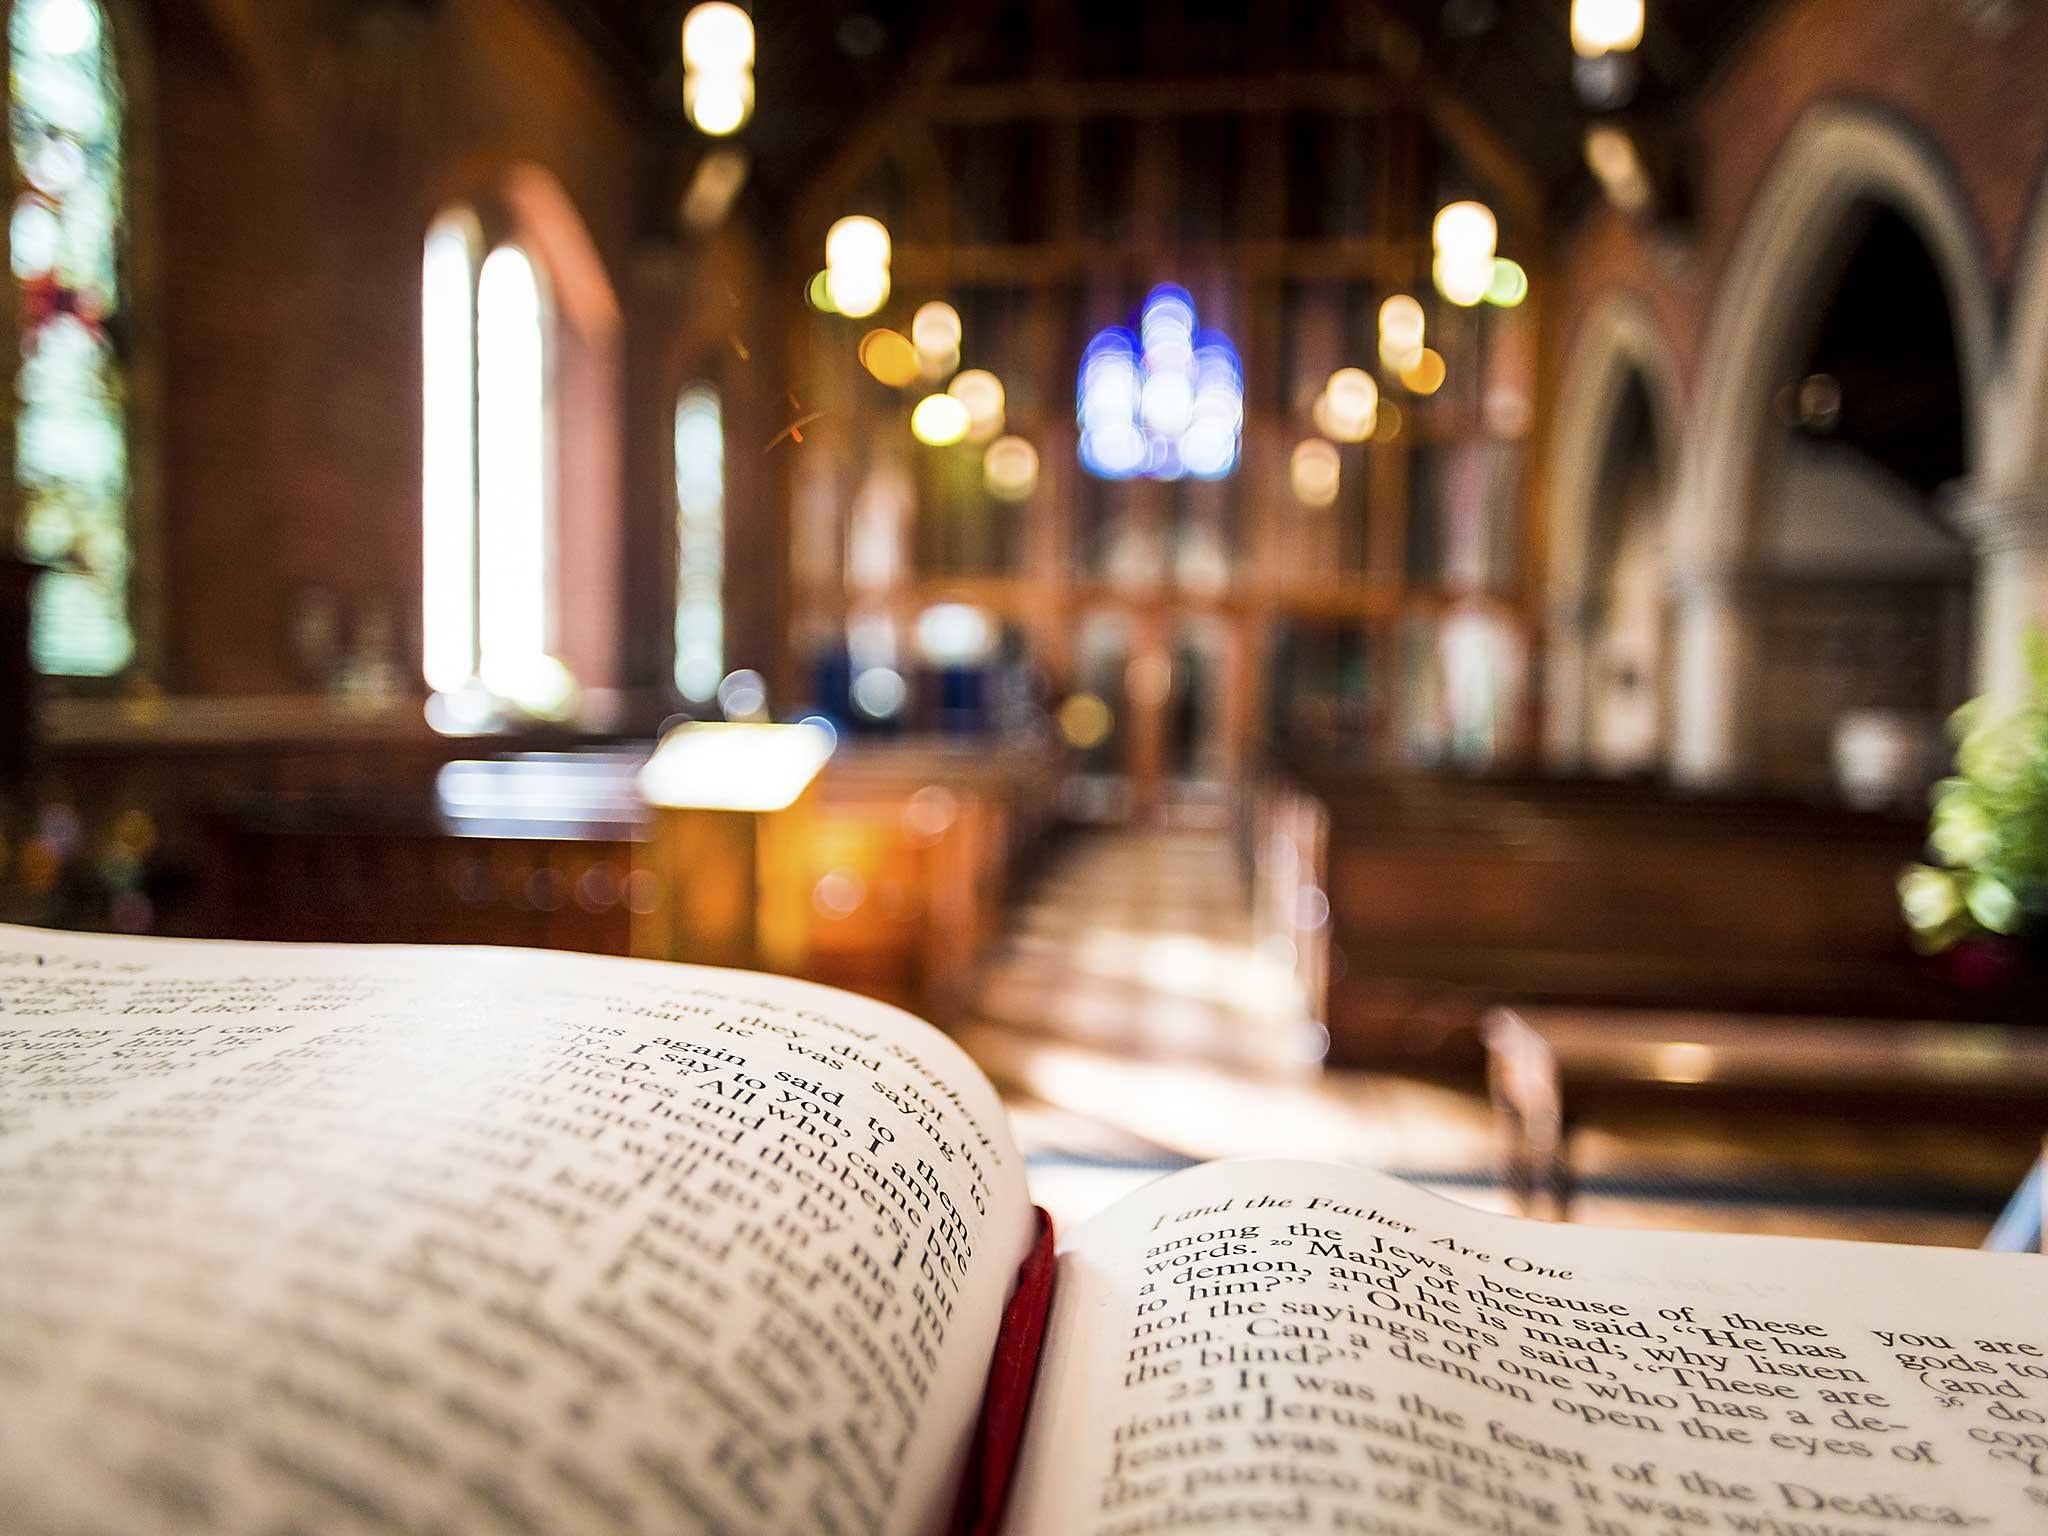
[11,0,131,676]
[674,384,723,701]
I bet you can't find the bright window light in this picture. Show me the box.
[476,245,550,695]
[674,384,725,702]
[421,216,478,693]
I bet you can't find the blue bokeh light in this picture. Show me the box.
[1077,286,1242,481]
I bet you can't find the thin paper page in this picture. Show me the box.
[0,926,1036,1536]
[1007,1158,2047,1535]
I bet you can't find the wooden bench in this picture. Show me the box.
[1266,772,1996,1063]
[1481,1005,2048,1218]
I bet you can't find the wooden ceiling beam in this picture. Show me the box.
[1359,5,1545,230]
[932,72,1390,125]
[888,236,1430,286]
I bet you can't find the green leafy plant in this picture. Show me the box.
[1900,640,2048,952]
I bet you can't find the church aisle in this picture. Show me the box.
[962,829,2015,1250]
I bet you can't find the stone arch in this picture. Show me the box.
[1671,103,1994,782]
[1542,296,1682,769]
[1996,146,2048,488]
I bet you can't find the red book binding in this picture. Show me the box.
[949,1206,1058,1536]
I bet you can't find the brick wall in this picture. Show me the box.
[139,0,646,698]
[1557,0,2048,408]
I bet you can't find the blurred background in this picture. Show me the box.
[5,0,2048,1244]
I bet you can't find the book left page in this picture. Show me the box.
[0,925,1037,1536]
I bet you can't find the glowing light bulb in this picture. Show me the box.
[1485,258,1529,307]
[1380,294,1425,350]
[858,329,918,387]
[826,263,889,318]
[947,368,1005,441]
[1432,200,1498,262]
[1434,250,1493,307]
[1322,368,1379,443]
[1571,0,1643,58]
[684,70,753,136]
[983,436,1039,502]
[825,215,891,273]
[1291,440,1342,508]
[911,301,962,360]
[910,392,970,446]
[680,4,755,135]
[1399,348,1446,396]
[683,2,755,71]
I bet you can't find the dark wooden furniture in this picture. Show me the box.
[197,737,1062,1022]
[1269,772,1998,1063]
[1482,1005,2048,1219]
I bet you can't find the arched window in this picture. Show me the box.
[673,383,723,702]
[422,214,554,696]
[11,0,131,677]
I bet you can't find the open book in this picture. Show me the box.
[3,926,2044,1536]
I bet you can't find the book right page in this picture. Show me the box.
[1006,1159,2047,1536]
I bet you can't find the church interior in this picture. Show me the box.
[5,0,2048,1246]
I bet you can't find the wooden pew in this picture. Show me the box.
[1268,772,1994,1064]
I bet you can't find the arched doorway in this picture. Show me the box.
[1674,105,1994,786]
[1543,298,1680,773]
[1583,374,1669,774]
[1746,205,1973,794]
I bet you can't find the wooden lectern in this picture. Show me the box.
[633,722,835,973]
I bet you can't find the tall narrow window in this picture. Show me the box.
[475,246,548,692]
[420,215,477,694]
[674,384,724,702]
[12,0,131,676]
[422,220,553,696]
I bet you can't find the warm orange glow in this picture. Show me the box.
[681,2,754,71]
[826,263,888,318]
[1433,250,1491,307]
[684,70,752,136]
[1432,200,1497,262]
[825,214,890,271]
[1399,347,1446,396]
[858,328,918,387]
[680,4,755,135]
[1290,439,1341,508]
[911,301,962,362]
[983,434,1039,501]
[1057,692,1113,750]
[1572,0,1644,58]
[639,721,834,812]
[1378,294,1425,371]
[1125,655,1173,708]
[1320,368,1378,443]
[824,215,890,317]
[947,368,1005,442]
